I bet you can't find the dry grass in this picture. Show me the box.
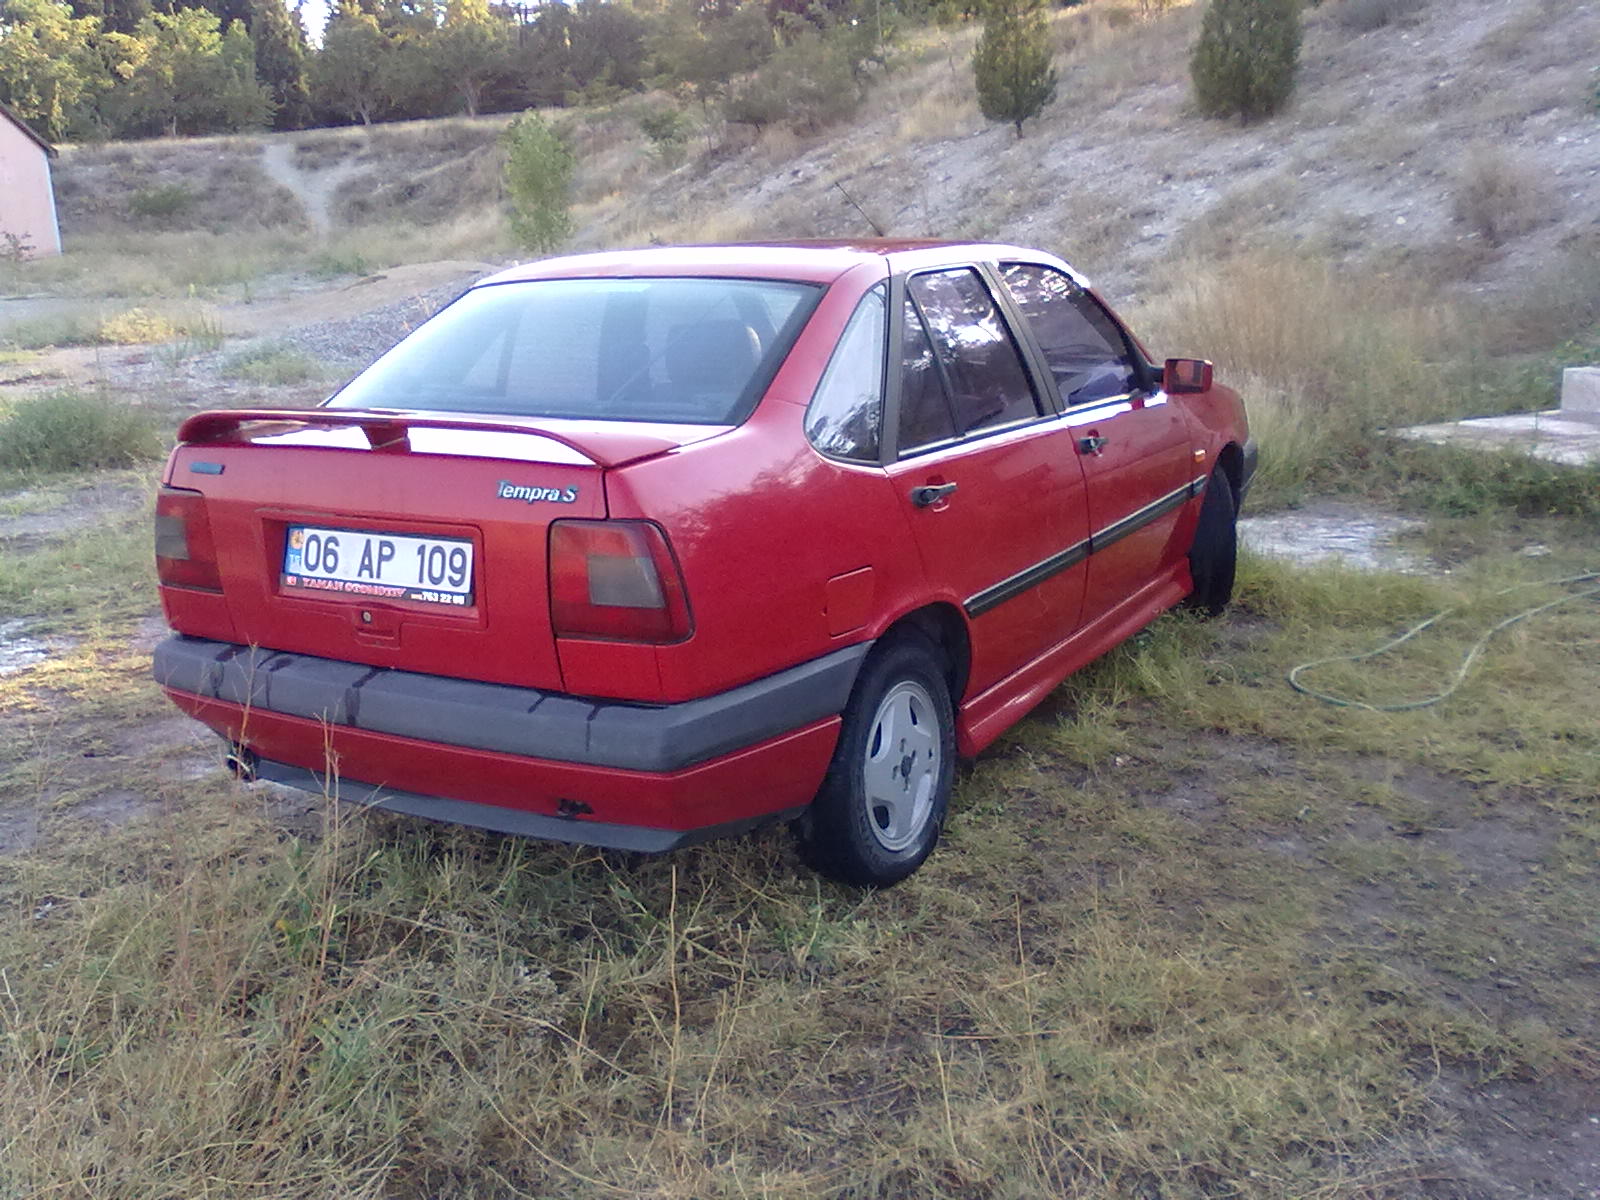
[3,541,1597,1198]
[1334,0,1428,32]
[1135,250,1472,504]
[1451,146,1555,246]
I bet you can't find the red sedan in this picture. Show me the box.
[152,241,1253,885]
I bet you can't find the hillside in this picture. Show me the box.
[43,0,1600,311]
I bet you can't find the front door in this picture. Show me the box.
[998,263,1198,625]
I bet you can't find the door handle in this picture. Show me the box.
[910,482,958,507]
[1077,435,1108,455]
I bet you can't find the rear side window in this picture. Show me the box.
[329,277,821,425]
[907,269,1040,438]
[805,284,887,463]
[897,297,957,451]
[999,263,1138,407]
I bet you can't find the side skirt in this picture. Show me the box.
[956,563,1190,756]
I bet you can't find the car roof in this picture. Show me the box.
[478,240,1071,287]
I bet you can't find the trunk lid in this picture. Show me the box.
[164,409,723,691]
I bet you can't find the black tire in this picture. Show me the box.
[1184,466,1237,618]
[800,632,956,887]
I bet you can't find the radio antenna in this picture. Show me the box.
[834,181,887,238]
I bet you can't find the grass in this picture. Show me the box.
[0,392,164,480]
[2,543,1596,1198]
[222,342,330,386]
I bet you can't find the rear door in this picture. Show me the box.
[998,262,1197,625]
[884,266,1091,697]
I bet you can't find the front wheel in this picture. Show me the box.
[1184,466,1237,618]
[800,633,956,887]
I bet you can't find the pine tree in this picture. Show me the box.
[972,0,1056,139]
[248,0,311,129]
[1189,0,1301,122]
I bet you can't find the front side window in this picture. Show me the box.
[329,277,820,425]
[907,269,1040,438]
[805,284,887,462]
[999,263,1138,407]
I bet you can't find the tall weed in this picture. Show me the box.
[1139,252,1464,503]
[0,391,164,475]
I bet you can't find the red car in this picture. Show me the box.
[152,241,1253,885]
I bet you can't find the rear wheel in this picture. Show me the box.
[801,632,955,887]
[1184,466,1237,618]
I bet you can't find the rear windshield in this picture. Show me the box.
[327,277,822,425]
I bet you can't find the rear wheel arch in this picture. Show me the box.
[878,602,970,706]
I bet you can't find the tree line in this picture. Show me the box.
[0,0,922,141]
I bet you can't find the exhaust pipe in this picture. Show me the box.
[224,742,259,781]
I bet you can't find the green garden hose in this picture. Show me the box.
[1287,571,1600,712]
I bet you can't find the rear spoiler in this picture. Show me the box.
[174,409,690,470]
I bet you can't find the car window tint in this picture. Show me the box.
[907,268,1041,436]
[328,277,820,425]
[806,284,887,462]
[999,263,1137,407]
[897,296,957,450]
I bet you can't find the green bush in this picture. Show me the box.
[1190,0,1301,122]
[637,105,693,165]
[0,391,165,475]
[222,342,327,385]
[722,29,863,134]
[501,113,575,256]
[128,184,196,222]
[972,0,1058,138]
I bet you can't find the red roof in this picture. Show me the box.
[483,240,1048,286]
[0,101,56,158]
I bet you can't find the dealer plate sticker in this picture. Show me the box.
[283,525,474,606]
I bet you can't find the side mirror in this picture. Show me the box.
[1164,357,1213,394]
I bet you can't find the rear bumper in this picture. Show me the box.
[153,636,867,847]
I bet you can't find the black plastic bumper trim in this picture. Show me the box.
[252,758,805,853]
[153,636,870,773]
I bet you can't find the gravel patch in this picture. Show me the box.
[272,281,469,371]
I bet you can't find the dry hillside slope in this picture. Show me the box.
[47,0,1600,308]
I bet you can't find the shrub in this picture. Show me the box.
[723,30,863,135]
[1335,0,1425,32]
[501,113,575,256]
[637,105,693,165]
[128,183,195,222]
[0,391,164,474]
[97,308,179,344]
[1190,0,1301,122]
[1452,147,1550,246]
[972,0,1058,138]
[223,342,327,385]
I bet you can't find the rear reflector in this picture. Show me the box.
[155,485,222,592]
[549,520,691,643]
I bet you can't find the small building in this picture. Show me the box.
[0,101,62,259]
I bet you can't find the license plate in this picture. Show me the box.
[283,525,474,606]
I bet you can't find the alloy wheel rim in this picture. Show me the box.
[861,679,941,853]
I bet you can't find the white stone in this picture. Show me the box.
[1562,367,1600,414]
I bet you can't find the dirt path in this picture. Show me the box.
[258,141,366,236]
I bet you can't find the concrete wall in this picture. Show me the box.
[0,116,62,259]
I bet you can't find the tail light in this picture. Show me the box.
[549,520,691,644]
[154,485,222,592]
